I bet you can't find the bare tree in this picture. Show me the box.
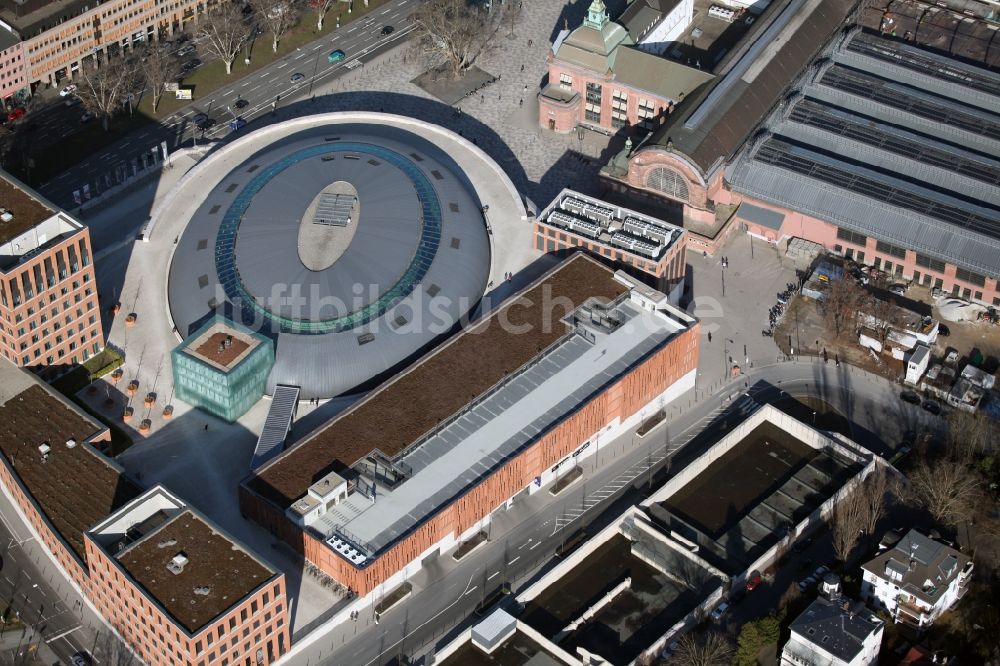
[309,0,337,29]
[864,290,904,345]
[671,633,735,666]
[76,58,141,131]
[197,1,254,74]
[250,0,299,52]
[947,410,994,458]
[137,45,179,114]
[412,0,504,78]
[502,0,523,38]
[823,278,864,338]
[906,454,983,527]
[859,463,893,540]
[832,485,866,562]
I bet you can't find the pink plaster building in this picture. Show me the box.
[538,0,711,135]
[0,20,26,102]
[600,0,1000,306]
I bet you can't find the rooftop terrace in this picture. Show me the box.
[0,171,55,245]
[0,377,139,562]
[182,321,262,373]
[116,509,275,633]
[249,254,630,508]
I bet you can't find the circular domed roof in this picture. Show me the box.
[167,118,502,399]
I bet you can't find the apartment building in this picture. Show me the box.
[0,0,208,90]
[0,362,290,665]
[781,592,884,666]
[861,529,974,629]
[0,19,26,101]
[0,170,103,369]
[86,486,290,666]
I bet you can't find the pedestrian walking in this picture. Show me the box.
[520,64,525,71]
[519,98,523,107]
[707,331,712,343]
[481,94,484,103]
[528,39,533,47]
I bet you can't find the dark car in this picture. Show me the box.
[792,537,813,553]
[196,117,217,130]
[938,323,951,337]
[921,400,942,415]
[380,25,394,36]
[900,390,921,405]
[234,98,250,109]
[6,107,25,122]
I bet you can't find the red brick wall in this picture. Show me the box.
[0,433,112,588]
[242,323,700,594]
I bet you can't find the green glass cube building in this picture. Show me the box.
[171,316,274,422]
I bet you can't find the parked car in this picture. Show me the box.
[327,49,346,63]
[234,98,249,109]
[798,576,817,592]
[6,107,25,122]
[80,112,95,123]
[709,602,729,622]
[792,537,813,553]
[745,572,762,592]
[814,565,831,579]
[70,652,93,666]
[176,44,196,57]
[191,112,208,125]
[290,72,305,83]
[889,283,907,295]
[921,400,942,415]
[380,25,394,36]
[196,117,217,130]
[900,390,921,405]
[59,83,78,96]
[65,95,82,107]
[938,323,951,337]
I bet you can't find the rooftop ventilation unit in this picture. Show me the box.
[193,586,211,596]
[0,211,12,223]
[65,438,77,449]
[167,552,189,575]
[157,538,178,549]
[37,443,51,455]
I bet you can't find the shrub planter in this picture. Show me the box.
[123,407,134,422]
[162,405,174,420]
[124,313,137,327]
[374,582,412,618]
[636,410,666,438]
[111,368,124,383]
[453,531,488,561]
[549,466,583,496]
[138,419,151,433]
[127,380,139,396]
[144,393,156,407]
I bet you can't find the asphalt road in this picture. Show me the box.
[303,359,940,666]
[0,490,110,666]
[38,0,417,209]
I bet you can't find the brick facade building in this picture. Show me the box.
[86,487,289,666]
[0,21,26,102]
[241,254,700,596]
[0,363,290,665]
[0,171,104,369]
[0,0,215,90]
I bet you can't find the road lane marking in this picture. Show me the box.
[45,625,82,643]
[463,586,478,596]
[508,556,520,565]
[530,542,541,550]
[224,89,235,95]
[276,62,288,68]
[487,572,499,581]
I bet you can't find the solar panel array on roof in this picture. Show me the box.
[846,31,1000,99]
[753,139,1000,240]
[787,98,1000,186]
[547,211,602,239]
[314,193,356,227]
[819,65,1000,141]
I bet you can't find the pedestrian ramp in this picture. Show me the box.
[252,385,300,470]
